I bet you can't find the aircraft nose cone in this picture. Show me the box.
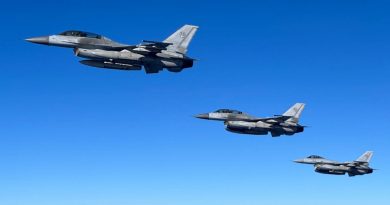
[25,36,49,45]
[195,113,209,119]
[293,159,304,163]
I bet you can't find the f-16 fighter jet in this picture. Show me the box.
[195,103,306,137]
[26,25,198,74]
[294,151,374,177]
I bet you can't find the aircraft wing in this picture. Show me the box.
[111,45,138,51]
[142,40,173,48]
[130,40,174,54]
[326,160,370,167]
[251,115,293,123]
[330,162,350,166]
[315,161,351,166]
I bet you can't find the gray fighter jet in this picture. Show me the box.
[195,103,306,137]
[26,25,198,74]
[294,151,374,177]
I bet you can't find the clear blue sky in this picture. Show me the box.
[1,1,389,205]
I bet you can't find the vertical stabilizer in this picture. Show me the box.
[356,151,374,163]
[283,103,305,123]
[163,24,198,54]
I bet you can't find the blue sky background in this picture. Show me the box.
[0,1,389,205]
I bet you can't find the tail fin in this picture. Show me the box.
[282,103,305,123]
[163,24,199,54]
[355,151,374,163]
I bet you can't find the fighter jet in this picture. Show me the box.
[195,103,306,137]
[26,25,198,74]
[294,151,375,177]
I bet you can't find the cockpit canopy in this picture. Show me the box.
[307,155,323,159]
[215,109,243,114]
[59,30,102,39]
